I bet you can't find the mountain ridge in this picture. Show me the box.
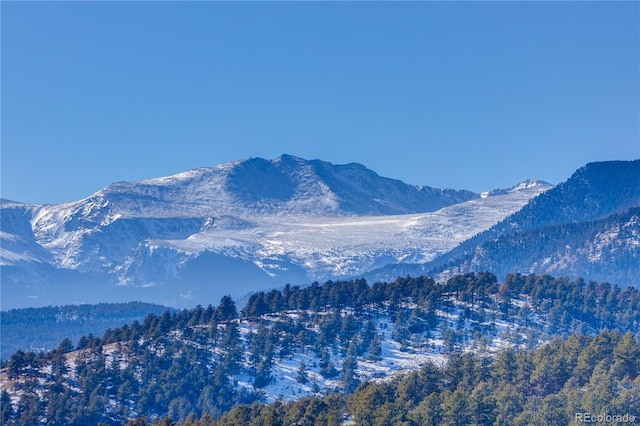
[0,155,551,309]
[363,159,640,285]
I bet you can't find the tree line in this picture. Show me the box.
[2,272,639,425]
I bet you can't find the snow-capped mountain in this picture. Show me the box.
[1,155,551,309]
[365,160,640,286]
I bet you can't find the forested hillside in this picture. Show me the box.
[2,273,639,425]
[0,302,172,361]
[194,330,639,426]
[367,160,640,286]
[446,207,640,285]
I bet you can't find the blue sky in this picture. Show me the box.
[2,1,638,204]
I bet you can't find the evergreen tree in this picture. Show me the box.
[470,382,497,426]
[1,390,14,424]
[222,321,243,373]
[254,358,273,388]
[215,295,238,322]
[296,361,309,384]
[341,356,359,393]
[410,393,443,426]
[392,310,410,348]
[368,334,382,361]
[360,319,377,353]
[319,347,338,379]
[442,389,473,426]
[611,332,640,381]
[321,360,338,379]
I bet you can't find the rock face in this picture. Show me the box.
[1,155,554,308]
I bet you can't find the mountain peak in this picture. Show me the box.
[273,153,305,163]
[1,154,562,309]
[481,179,553,199]
[513,179,552,190]
[87,155,481,217]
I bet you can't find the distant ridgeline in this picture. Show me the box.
[1,272,639,425]
[0,302,172,362]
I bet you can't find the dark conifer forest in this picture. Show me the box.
[0,302,171,362]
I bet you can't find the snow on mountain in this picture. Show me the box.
[0,201,54,266]
[480,179,545,198]
[0,156,551,308]
[163,180,550,280]
[404,160,640,286]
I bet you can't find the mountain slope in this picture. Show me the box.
[1,156,550,309]
[444,160,640,255]
[451,207,640,285]
[365,160,640,285]
[2,273,639,424]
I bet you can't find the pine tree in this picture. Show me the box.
[470,382,497,426]
[222,322,243,373]
[296,361,309,384]
[341,356,359,393]
[215,295,238,322]
[410,393,443,426]
[360,319,377,352]
[321,360,338,379]
[254,358,273,388]
[369,334,382,361]
[392,310,410,348]
[611,332,640,381]
[1,390,14,424]
[442,389,473,426]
